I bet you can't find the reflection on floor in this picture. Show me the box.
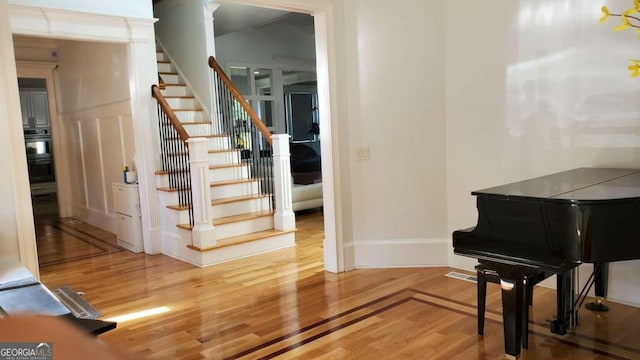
[35,216,122,268]
[32,192,58,218]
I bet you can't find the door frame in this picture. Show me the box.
[217,0,345,272]
[6,3,159,274]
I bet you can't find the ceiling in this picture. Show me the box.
[212,2,314,37]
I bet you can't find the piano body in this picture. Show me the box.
[453,168,640,357]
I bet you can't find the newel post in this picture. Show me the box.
[272,134,295,230]
[187,137,216,248]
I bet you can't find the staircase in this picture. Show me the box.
[153,45,296,267]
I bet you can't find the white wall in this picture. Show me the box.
[13,36,58,62]
[154,0,214,117]
[445,1,640,306]
[215,21,316,70]
[330,0,448,267]
[56,40,135,232]
[8,0,152,18]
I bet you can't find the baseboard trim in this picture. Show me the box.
[75,206,115,234]
[354,238,448,268]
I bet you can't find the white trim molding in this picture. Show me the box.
[9,5,156,42]
[353,238,449,268]
[8,4,162,256]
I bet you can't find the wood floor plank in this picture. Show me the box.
[33,209,640,359]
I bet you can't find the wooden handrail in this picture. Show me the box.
[151,84,190,143]
[207,56,272,145]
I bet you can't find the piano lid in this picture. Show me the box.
[472,168,640,203]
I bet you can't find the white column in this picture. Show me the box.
[127,25,162,254]
[272,134,295,230]
[187,137,216,248]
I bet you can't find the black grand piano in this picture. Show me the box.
[453,168,640,357]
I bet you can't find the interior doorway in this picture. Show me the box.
[212,1,328,263]
[15,38,134,272]
[18,77,59,219]
[15,58,68,219]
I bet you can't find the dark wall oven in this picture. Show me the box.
[24,129,55,183]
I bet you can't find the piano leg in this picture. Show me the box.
[500,278,524,358]
[550,269,574,335]
[586,263,609,312]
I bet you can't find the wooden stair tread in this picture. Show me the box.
[211,178,257,187]
[164,194,268,211]
[158,134,228,140]
[158,71,178,75]
[173,108,204,112]
[209,149,239,154]
[157,186,179,192]
[178,121,211,125]
[209,163,245,170]
[187,228,296,252]
[176,210,274,230]
[212,194,268,206]
[163,83,186,87]
[213,210,273,225]
[155,163,243,175]
[166,204,189,211]
[157,178,257,192]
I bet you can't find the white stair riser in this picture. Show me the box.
[154,165,249,188]
[160,137,231,153]
[182,123,211,137]
[159,192,180,206]
[211,181,259,200]
[161,230,295,268]
[160,73,181,84]
[157,190,189,209]
[157,62,173,72]
[156,52,167,62]
[212,197,270,218]
[175,111,204,122]
[164,197,270,223]
[161,86,189,97]
[208,136,231,151]
[157,181,259,203]
[215,216,273,239]
[155,173,188,188]
[209,151,240,165]
[166,98,197,109]
[165,207,191,225]
[211,165,249,182]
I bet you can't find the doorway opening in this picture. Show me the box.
[212,2,327,260]
[18,77,59,219]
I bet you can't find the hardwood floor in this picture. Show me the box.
[36,210,640,359]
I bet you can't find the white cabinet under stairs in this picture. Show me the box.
[154,43,295,267]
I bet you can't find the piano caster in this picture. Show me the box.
[550,320,567,335]
[585,298,609,312]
